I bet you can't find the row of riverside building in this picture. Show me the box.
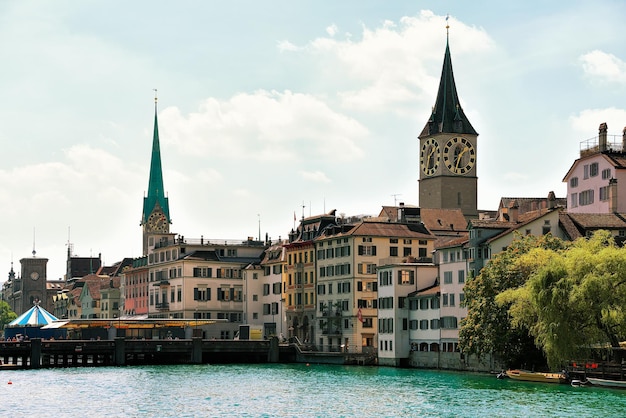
[3,31,626,371]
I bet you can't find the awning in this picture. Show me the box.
[41,320,70,329]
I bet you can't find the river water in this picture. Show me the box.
[1,364,624,417]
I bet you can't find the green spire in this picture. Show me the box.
[142,96,170,224]
[419,34,477,138]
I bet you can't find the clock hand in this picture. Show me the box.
[427,147,435,167]
[455,147,469,171]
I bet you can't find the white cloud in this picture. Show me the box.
[277,40,300,52]
[303,11,494,112]
[569,108,626,136]
[299,170,332,183]
[326,24,338,37]
[580,50,626,84]
[160,90,369,162]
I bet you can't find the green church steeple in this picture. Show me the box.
[419,31,477,138]
[142,94,170,226]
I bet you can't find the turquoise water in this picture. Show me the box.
[1,364,624,417]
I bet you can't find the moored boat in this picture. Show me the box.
[505,369,567,384]
[587,377,626,389]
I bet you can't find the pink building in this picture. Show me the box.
[563,123,626,213]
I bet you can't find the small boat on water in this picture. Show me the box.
[505,369,567,384]
[587,377,626,389]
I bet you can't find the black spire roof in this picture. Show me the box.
[419,36,477,138]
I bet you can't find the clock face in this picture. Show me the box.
[420,138,440,176]
[147,212,168,233]
[30,271,39,281]
[443,137,475,174]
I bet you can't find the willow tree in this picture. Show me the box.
[499,230,626,369]
[459,233,569,367]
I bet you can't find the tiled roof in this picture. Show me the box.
[435,234,469,250]
[499,196,566,213]
[484,208,557,244]
[419,208,468,233]
[182,250,220,262]
[408,281,440,298]
[341,220,433,239]
[566,212,626,228]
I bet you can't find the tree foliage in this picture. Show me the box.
[499,230,626,369]
[458,233,570,368]
[0,301,17,330]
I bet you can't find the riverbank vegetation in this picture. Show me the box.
[460,230,626,370]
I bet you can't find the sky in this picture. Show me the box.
[1,1,625,280]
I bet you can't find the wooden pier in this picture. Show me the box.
[0,337,284,369]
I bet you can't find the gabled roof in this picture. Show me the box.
[484,208,559,244]
[562,152,626,182]
[419,36,477,138]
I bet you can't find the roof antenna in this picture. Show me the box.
[391,194,402,206]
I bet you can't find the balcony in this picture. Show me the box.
[153,280,170,287]
[580,134,623,157]
[155,303,169,311]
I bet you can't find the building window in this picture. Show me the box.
[390,247,398,257]
[444,271,452,284]
[570,193,578,208]
[399,270,415,285]
[579,189,594,206]
[602,168,612,179]
[570,177,578,187]
[600,186,609,201]
[590,162,599,177]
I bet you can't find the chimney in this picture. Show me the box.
[622,126,626,152]
[398,202,405,223]
[599,122,608,152]
[609,178,618,213]
[508,200,519,223]
[547,191,556,209]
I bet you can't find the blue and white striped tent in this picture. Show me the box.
[5,303,66,339]
[9,303,58,327]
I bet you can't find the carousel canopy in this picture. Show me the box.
[9,303,59,327]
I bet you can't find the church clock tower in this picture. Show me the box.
[418,25,478,218]
[141,94,172,255]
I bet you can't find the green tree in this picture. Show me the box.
[499,230,626,369]
[0,301,17,330]
[458,233,569,368]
